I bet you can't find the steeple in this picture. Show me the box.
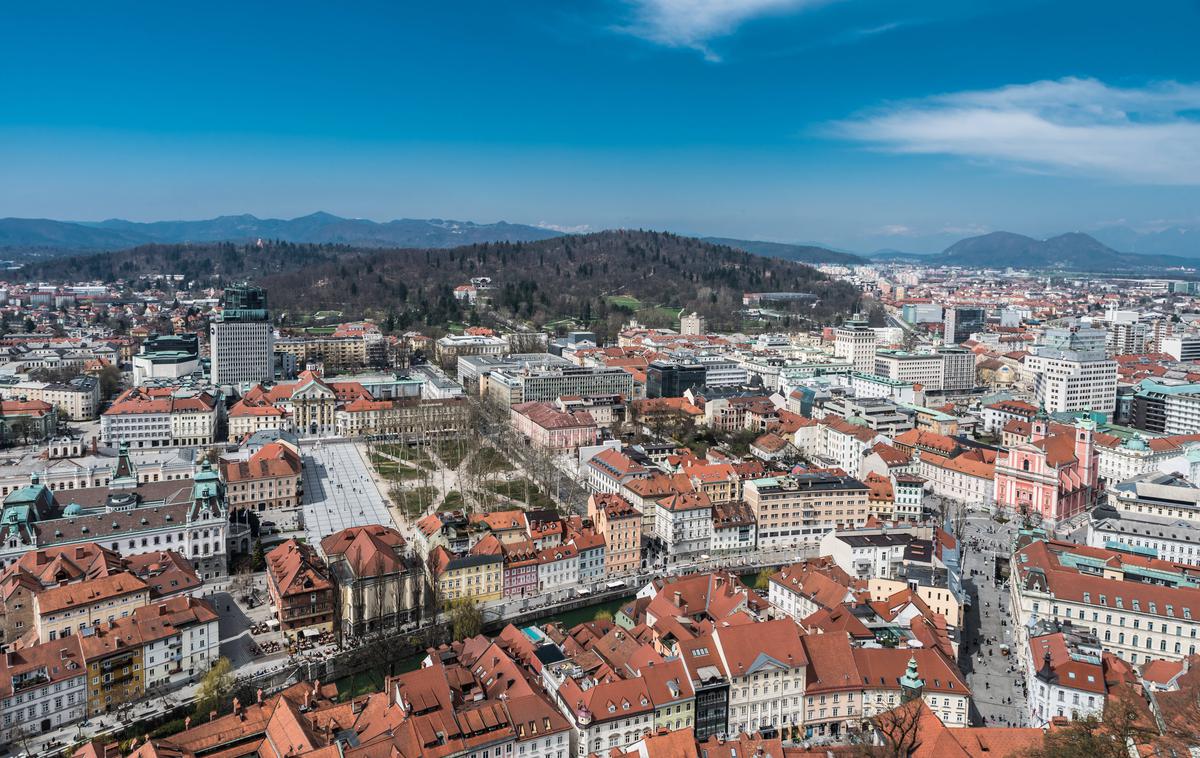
[1031,403,1049,443]
[900,656,924,702]
[110,442,138,490]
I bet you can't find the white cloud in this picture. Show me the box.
[537,221,593,233]
[833,77,1200,184]
[616,0,829,60]
[939,223,990,236]
[876,224,914,236]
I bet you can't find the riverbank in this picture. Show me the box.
[335,593,636,698]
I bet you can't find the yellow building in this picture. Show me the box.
[34,572,151,643]
[430,547,502,604]
[80,619,145,716]
[869,576,964,629]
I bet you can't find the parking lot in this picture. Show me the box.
[301,440,398,550]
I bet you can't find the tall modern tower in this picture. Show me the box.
[834,314,878,374]
[943,306,987,345]
[210,284,273,386]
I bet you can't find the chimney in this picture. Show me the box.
[674,591,682,607]
[233,697,241,717]
[257,687,264,705]
[185,716,191,730]
[313,679,321,698]
[304,691,311,710]
[209,709,217,722]
[91,435,98,454]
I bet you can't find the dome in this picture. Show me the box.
[1124,434,1149,452]
[63,503,83,516]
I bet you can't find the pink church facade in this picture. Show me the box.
[993,416,1098,525]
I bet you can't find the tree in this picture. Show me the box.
[753,569,773,591]
[1027,686,1158,758]
[194,657,235,718]
[594,609,614,623]
[853,701,925,757]
[252,539,266,571]
[448,598,483,640]
[9,419,31,446]
[97,364,123,400]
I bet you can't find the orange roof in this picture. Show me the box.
[221,442,301,483]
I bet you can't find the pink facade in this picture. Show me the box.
[510,402,599,451]
[993,417,1098,524]
[503,555,539,598]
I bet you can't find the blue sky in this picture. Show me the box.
[2,0,1198,251]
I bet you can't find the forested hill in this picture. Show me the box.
[10,230,861,332]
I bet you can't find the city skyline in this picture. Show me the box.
[2,1,1198,251]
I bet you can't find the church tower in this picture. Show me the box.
[900,656,924,703]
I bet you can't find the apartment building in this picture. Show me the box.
[1131,380,1200,435]
[654,491,714,562]
[274,334,379,373]
[227,397,290,441]
[743,472,870,548]
[429,546,503,603]
[0,376,100,420]
[833,316,877,374]
[0,635,87,744]
[1023,622,1108,727]
[1025,329,1118,417]
[33,571,151,643]
[221,440,303,513]
[588,493,643,577]
[265,539,336,640]
[101,387,220,448]
[1010,538,1200,667]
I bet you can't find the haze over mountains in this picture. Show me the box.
[0,212,1197,271]
[0,212,563,251]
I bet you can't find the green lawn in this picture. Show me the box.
[389,485,437,518]
[606,294,643,310]
[637,306,681,327]
[370,454,428,481]
[486,479,556,510]
[442,490,466,510]
[374,443,434,469]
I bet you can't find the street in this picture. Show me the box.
[957,512,1028,727]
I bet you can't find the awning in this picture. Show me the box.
[302,627,321,638]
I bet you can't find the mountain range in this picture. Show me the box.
[922,231,1194,271]
[1,211,1198,273]
[0,212,563,251]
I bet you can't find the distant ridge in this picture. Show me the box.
[0,212,563,251]
[702,237,865,265]
[935,231,1193,271]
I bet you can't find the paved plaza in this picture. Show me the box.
[301,439,398,550]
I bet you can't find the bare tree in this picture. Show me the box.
[851,702,926,758]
